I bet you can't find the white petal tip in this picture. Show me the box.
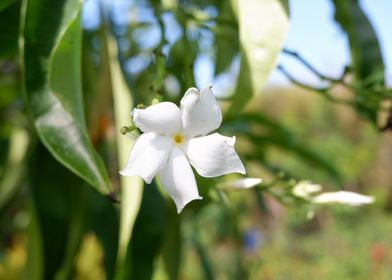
[185,87,199,95]
[224,136,236,147]
[119,169,130,176]
[144,177,153,184]
[236,163,246,175]
[176,196,203,214]
[131,108,139,119]
[119,169,153,184]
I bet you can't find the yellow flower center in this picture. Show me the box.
[173,133,184,145]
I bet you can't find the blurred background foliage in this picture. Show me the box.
[1,0,392,279]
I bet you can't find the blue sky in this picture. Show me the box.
[268,0,392,86]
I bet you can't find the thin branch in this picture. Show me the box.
[277,64,355,106]
[282,49,348,85]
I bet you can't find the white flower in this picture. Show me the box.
[292,181,322,199]
[120,87,246,213]
[312,191,374,206]
[220,178,262,190]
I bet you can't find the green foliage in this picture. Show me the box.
[161,208,181,280]
[105,27,145,279]
[332,0,384,82]
[224,112,340,178]
[21,0,112,194]
[0,0,391,279]
[213,2,238,76]
[332,0,385,123]
[122,182,165,280]
[28,145,89,280]
[0,0,20,58]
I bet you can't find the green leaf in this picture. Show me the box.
[21,0,112,194]
[23,199,44,280]
[104,29,144,279]
[162,206,181,280]
[54,187,88,280]
[0,0,20,58]
[126,181,165,280]
[227,0,289,114]
[89,190,119,280]
[0,0,17,11]
[29,144,89,280]
[332,0,383,82]
[331,0,384,122]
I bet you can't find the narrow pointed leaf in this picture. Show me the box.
[332,0,385,123]
[332,0,384,82]
[127,181,165,280]
[23,199,44,280]
[21,0,112,194]
[103,29,144,278]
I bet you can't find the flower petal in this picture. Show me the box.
[185,133,246,177]
[158,147,202,213]
[120,132,172,184]
[180,86,222,137]
[132,102,182,134]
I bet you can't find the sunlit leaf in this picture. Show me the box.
[126,181,165,280]
[227,0,289,114]
[104,26,144,279]
[21,0,112,194]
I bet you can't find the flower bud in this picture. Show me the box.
[312,191,374,206]
[292,181,322,199]
[220,178,262,190]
